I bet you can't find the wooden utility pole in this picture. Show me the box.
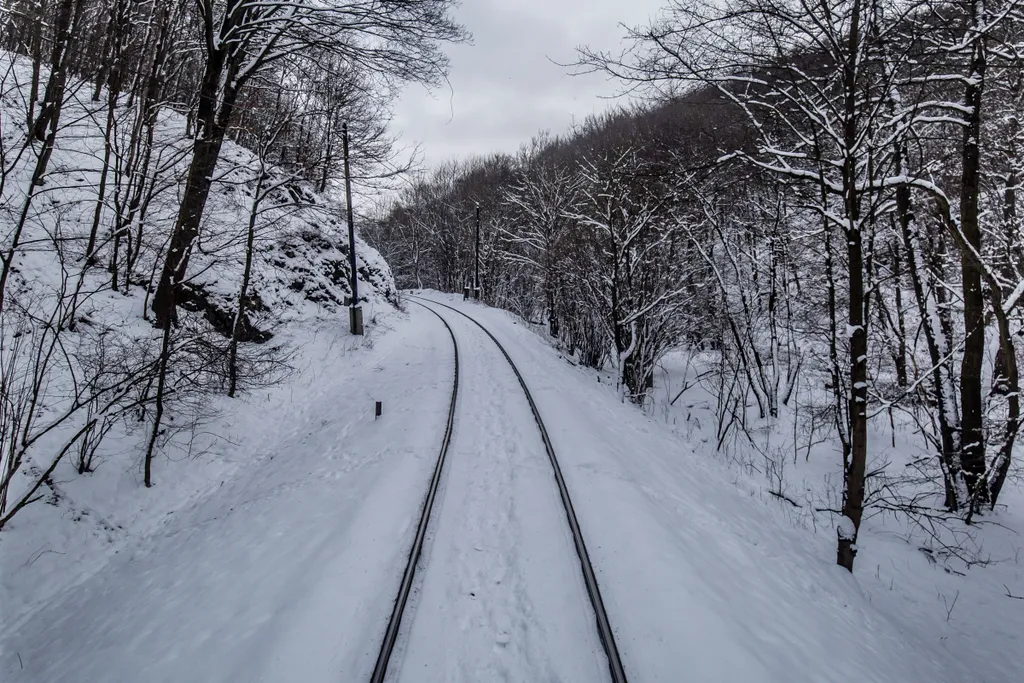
[343,122,363,335]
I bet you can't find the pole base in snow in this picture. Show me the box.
[350,306,364,335]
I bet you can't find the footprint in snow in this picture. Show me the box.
[495,614,512,646]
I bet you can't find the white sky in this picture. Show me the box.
[391,0,666,169]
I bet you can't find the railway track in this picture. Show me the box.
[369,295,628,683]
[368,300,458,683]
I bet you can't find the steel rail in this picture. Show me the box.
[408,295,629,683]
[368,300,459,683]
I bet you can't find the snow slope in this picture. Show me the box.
[0,48,399,667]
[0,49,395,338]
[652,350,1024,682]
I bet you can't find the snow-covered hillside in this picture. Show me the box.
[0,48,396,638]
[0,52,395,333]
[650,349,1024,682]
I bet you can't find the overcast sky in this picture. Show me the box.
[391,0,666,170]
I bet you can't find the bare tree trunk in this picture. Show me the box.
[26,5,43,128]
[150,30,234,328]
[144,321,171,487]
[228,168,266,397]
[958,10,989,512]
[889,242,908,387]
[838,0,866,572]
[121,2,170,290]
[85,72,120,263]
[987,304,1019,506]
[896,187,961,509]
[319,116,335,193]
[32,0,84,142]
[545,258,559,338]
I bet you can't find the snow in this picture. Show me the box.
[2,310,453,682]
[417,293,959,683]
[393,302,606,681]
[2,282,1019,681]
[837,515,857,541]
[0,50,405,676]
[6,290,1015,679]
[1003,278,1024,314]
[0,49,395,343]
[651,347,1024,683]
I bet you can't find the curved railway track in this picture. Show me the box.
[370,295,628,683]
[368,300,458,683]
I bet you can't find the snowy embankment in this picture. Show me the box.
[3,280,1017,681]
[0,48,396,655]
[651,353,1024,681]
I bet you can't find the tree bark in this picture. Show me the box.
[958,7,989,512]
[229,168,266,397]
[150,25,234,328]
[32,0,83,142]
[896,190,961,509]
[838,0,866,572]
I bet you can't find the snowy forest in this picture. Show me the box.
[369,0,1024,571]
[2,1,1024,681]
[0,2,461,525]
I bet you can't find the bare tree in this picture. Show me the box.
[150,0,466,329]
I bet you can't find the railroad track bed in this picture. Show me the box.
[370,295,627,683]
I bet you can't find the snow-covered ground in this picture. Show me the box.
[6,290,1013,682]
[394,300,606,682]
[418,294,970,683]
[649,348,1024,683]
[1,305,452,681]
[1,47,401,675]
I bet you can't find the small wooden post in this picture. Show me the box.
[375,401,382,419]
[350,306,364,336]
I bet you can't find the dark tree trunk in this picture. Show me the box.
[144,320,172,487]
[958,18,989,512]
[838,0,866,573]
[85,57,123,263]
[319,116,334,193]
[889,242,908,387]
[151,44,236,328]
[546,259,559,338]
[229,169,266,397]
[896,186,960,510]
[32,0,83,142]
[122,2,170,290]
[27,9,43,127]
[994,77,1021,396]
[987,306,1019,507]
